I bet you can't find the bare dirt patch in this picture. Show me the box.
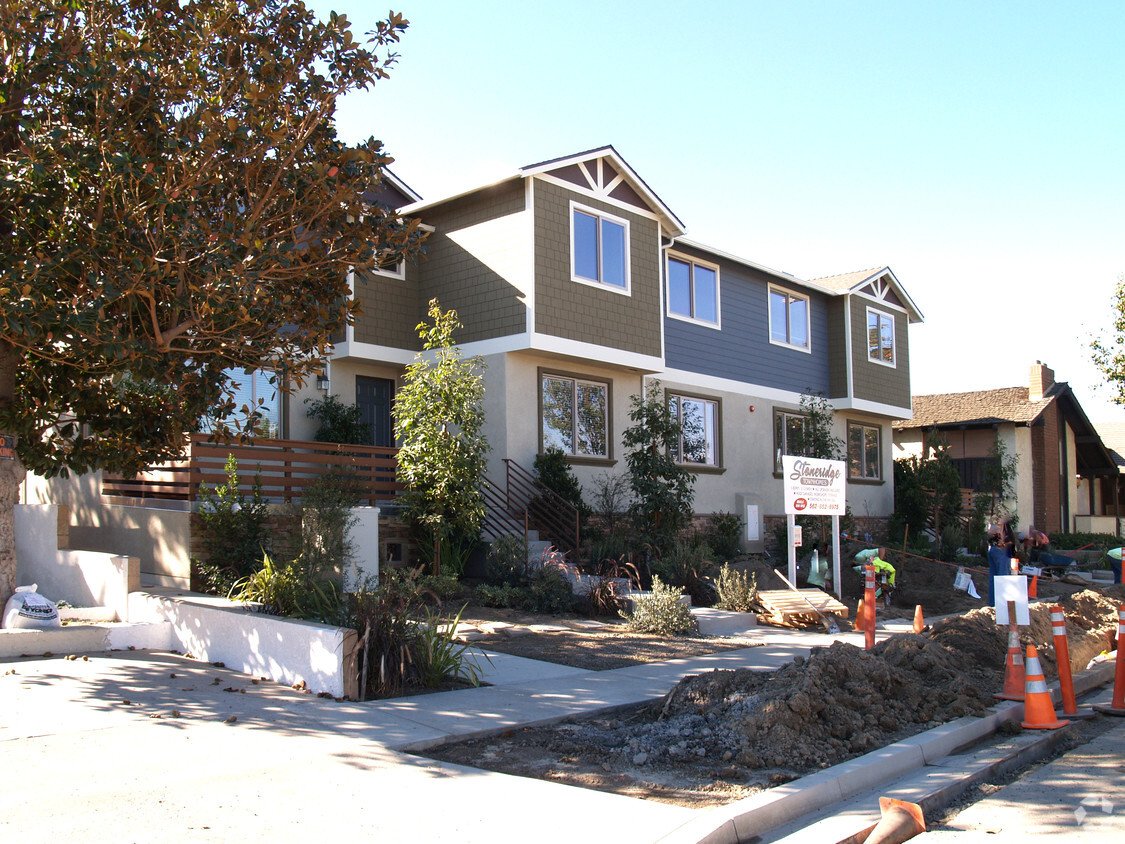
[426,587,1124,809]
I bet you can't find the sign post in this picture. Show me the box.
[782,455,847,598]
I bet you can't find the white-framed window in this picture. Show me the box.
[570,201,630,293]
[667,254,720,326]
[203,368,281,438]
[773,408,810,471]
[372,256,405,280]
[669,393,720,466]
[541,372,609,458]
[847,421,882,480]
[867,307,895,366]
[769,286,810,351]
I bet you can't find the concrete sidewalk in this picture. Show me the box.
[0,623,862,843]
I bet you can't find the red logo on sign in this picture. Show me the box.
[794,498,807,511]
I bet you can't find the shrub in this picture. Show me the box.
[485,533,530,585]
[530,565,577,614]
[418,573,462,602]
[621,576,696,636]
[304,394,371,445]
[299,470,362,583]
[195,454,271,593]
[229,553,344,624]
[584,576,622,617]
[706,511,744,560]
[1052,532,1122,551]
[347,567,429,699]
[714,563,758,612]
[650,538,716,606]
[412,604,488,689]
[473,583,531,609]
[534,446,591,527]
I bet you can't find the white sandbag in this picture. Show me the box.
[2,584,61,629]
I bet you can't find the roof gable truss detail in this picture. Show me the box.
[553,156,640,210]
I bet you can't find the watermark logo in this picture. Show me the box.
[1074,795,1114,826]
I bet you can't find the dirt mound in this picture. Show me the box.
[931,588,1120,678]
[659,636,989,771]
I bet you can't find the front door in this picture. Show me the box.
[356,376,395,447]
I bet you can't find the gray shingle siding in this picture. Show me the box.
[664,249,830,395]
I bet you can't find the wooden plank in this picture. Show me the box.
[757,589,849,627]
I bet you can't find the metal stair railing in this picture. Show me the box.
[503,458,580,558]
[481,474,527,544]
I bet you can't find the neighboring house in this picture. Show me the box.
[286,146,923,549]
[892,362,1118,535]
[1089,421,1125,535]
[21,146,925,573]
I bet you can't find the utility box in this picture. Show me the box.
[735,493,764,554]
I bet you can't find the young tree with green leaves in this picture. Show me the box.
[623,380,695,553]
[0,0,426,602]
[1091,272,1125,403]
[393,300,489,573]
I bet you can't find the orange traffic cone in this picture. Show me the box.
[1050,606,1095,719]
[864,796,926,844]
[1094,605,1125,717]
[994,627,1025,701]
[1028,574,1038,599]
[855,597,866,633]
[1021,645,1070,730]
[912,604,924,634]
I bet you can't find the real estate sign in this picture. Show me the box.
[782,455,846,516]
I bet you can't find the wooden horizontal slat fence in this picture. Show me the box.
[102,433,403,506]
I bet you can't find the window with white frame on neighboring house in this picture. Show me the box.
[773,408,810,471]
[540,372,609,458]
[667,255,719,325]
[867,308,895,365]
[202,368,281,438]
[769,286,810,350]
[847,421,882,480]
[669,393,720,466]
[372,254,405,279]
[571,203,629,292]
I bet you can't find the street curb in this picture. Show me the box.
[651,660,1117,844]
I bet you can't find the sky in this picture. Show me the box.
[310,0,1125,421]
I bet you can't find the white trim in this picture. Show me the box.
[370,261,406,280]
[529,332,664,372]
[844,293,854,401]
[666,250,721,329]
[767,284,812,354]
[330,340,417,367]
[675,236,818,291]
[540,173,662,222]
[525,178,536,336]
[658,367,811,406]
[569,200,632,295]
[865,306,897,368]
[345,270,356,346]
[854,287,909,315]
[833,396,913,418]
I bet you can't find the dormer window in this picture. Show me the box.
[867,307,895,366]
[571,202,629,293]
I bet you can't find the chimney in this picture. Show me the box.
[1029,361,1054,401]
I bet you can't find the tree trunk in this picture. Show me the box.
[0,339,25,605]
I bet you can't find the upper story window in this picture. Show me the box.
[571,202,629,293]
[373,255,405,280]
[769,286,810,352]
[669,393,719,466]
[847,421,882,480]
[773,408,810,472]
[867,307,895,366]
[667,254,719,326]
[541,372,609,458]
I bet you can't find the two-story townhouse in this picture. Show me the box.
[288,146,924,551]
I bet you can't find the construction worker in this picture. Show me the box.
[986,527,1009,605]
[871,547,897,607]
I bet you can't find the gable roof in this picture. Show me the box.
[892,385,1061,429]
[1094,421,1125,470]
[521,145,686,237]
[810,266,924,323]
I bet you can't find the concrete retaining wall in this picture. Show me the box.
[129,592,359,699]
[15,504,140,620]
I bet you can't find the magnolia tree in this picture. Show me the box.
[0,1,427,602]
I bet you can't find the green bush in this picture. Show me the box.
[620,576,696,636]
[714,563,758,612]
[530,565,577,614]
[706,511,744,560]
[418,573,462,602]
[346,568,428,699]
[412,605,488,689]
[304,394,371,445]
[650,538,715,606]
[195,454,271,593]
[473,583,531,609]
[229,553,344,624]
[534,446,591,527]
[485,533,529,585]
[1051,532,1122,551]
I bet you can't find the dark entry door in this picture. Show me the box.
[356,376,395,447]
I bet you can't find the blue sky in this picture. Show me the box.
[311,1,1125,420]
